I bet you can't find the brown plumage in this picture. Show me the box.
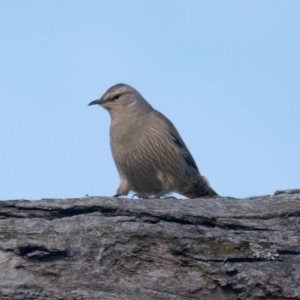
[88,83,217,199]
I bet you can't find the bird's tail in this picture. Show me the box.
[180,175,218,198]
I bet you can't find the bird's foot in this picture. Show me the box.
[131,193,177,200]
[132,194,150,199]
[153,190,177,199]
[159,196,177,199]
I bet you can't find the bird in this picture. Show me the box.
[88,83,217,199]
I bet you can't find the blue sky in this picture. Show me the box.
[1,1,299,200]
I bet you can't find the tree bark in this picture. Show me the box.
[0,190,300,299]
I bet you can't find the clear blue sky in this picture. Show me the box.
[1,1,299,200]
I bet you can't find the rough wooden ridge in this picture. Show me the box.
[0,190,300,299]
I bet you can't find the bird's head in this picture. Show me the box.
[88,84,149,115]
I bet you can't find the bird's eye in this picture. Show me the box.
[112,94,120,101]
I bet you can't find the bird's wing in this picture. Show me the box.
[151,110,200,172]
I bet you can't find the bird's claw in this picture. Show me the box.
[132,194,150,199]
[131,193,177,200]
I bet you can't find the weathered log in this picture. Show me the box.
[0,190,300,299]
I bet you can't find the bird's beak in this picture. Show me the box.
[88,99,102,106]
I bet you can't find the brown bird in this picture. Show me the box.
[88,83,217,199]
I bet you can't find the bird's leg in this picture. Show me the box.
[113,194,121,197]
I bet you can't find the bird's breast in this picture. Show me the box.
[110,113,148,151]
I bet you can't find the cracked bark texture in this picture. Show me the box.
[0,190,300,300]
